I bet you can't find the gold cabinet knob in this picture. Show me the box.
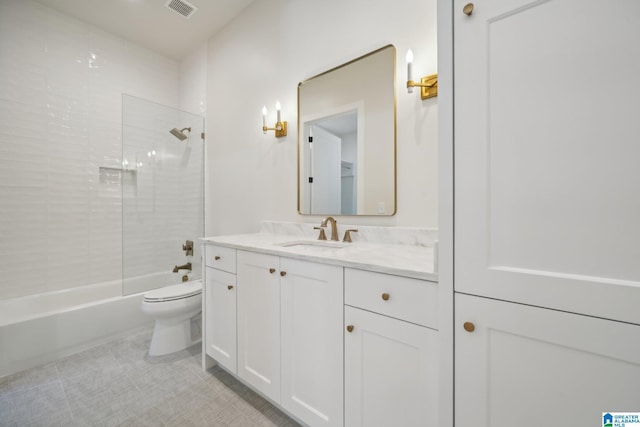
[227,285,234,290]
[269,268,276,274]
[346,325,354,333]
[280,271,287,277]
[381,293,390,301]
[463,3,474,16]
[463,322,475,332]
[214,256,221,260]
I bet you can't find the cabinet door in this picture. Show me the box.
[454,0,640,324]
[205,267,237,373]
[455,293,640,427]
[344,306,438,427]
[236,250,281,402]
[281,258,343,427]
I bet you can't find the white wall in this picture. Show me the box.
[205,0,438,235]
[0,0,185,299]
[179,43,207,116]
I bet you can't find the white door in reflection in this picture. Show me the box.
[309,125,342,214]
[303,109,358,215]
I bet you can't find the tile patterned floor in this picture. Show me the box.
[0,327,301,427]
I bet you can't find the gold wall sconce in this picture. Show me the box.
[262,101,287,138]
[406,49,438,99]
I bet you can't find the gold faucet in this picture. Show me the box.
[173,262,192,273]
[320,216,339,241]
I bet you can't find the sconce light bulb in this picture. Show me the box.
[275,100,282,123]
[262,106,267,133]
[406,49,414,93]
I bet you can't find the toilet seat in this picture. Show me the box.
[144,281,202,303]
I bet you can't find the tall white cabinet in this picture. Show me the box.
[453,0,640,425]
[455,294,640,427]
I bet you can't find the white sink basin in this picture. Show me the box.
[277,240,346,250]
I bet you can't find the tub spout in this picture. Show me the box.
[173,262,192,273]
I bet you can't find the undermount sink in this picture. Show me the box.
[278,240,346,250]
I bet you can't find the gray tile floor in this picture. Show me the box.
[0,327,301,427]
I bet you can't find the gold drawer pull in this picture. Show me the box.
[381,293,390,301]
[346,325,354,333]
[269,268,276,274]
[463,3,474,16]
[227,285,234,290]
[214,256,221,260]
[280,271,287,277]
[463,322,475,332]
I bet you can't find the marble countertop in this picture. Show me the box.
[201,222,438,282]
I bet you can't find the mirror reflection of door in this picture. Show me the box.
[305,110,358,215]
[309,125,341,214]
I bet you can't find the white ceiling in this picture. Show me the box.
[35,0,255,61]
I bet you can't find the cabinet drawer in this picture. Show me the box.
[205,245,236,273]
[345,269,437,328]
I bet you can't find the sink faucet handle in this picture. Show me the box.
[343,229,358,243]
[314,226,328,241]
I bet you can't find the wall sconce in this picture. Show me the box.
[262,101,287,138]
[406,49,438,100]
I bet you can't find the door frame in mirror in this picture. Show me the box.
[300,101,365,215]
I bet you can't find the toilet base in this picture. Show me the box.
[148,317,198,356]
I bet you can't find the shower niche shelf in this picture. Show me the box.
[99,166,137,188]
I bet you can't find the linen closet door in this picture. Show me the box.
[454,0,640,325]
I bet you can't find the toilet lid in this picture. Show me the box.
[144,280,202,302]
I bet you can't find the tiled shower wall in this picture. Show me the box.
[0,0,183,300]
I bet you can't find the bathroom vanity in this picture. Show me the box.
[202,222,438,427]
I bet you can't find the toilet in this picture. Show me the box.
[141,279,202,356]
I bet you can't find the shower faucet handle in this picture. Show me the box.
[182,240,194,256]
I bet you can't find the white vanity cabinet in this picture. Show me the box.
[236,250,281,402]
[203,239,437,427]
[280,257,344,427]
[235,249,344,426]
[205,267,237,373]
[204,245,237,374]
[344,269,439,427]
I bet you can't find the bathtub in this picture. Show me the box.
[0,272,196,378]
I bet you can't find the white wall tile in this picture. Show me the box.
[0,0,183,300]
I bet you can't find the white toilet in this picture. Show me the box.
[141,279,202,356]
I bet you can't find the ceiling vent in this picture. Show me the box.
[165,0,198,19]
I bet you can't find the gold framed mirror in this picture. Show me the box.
[298,45,396,216]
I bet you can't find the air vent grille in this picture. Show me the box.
[165,0,198,19]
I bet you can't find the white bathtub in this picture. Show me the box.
[0,272,195,378]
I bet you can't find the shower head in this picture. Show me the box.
[170,127,191,141]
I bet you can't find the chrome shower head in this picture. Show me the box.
[170,127,191,141]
